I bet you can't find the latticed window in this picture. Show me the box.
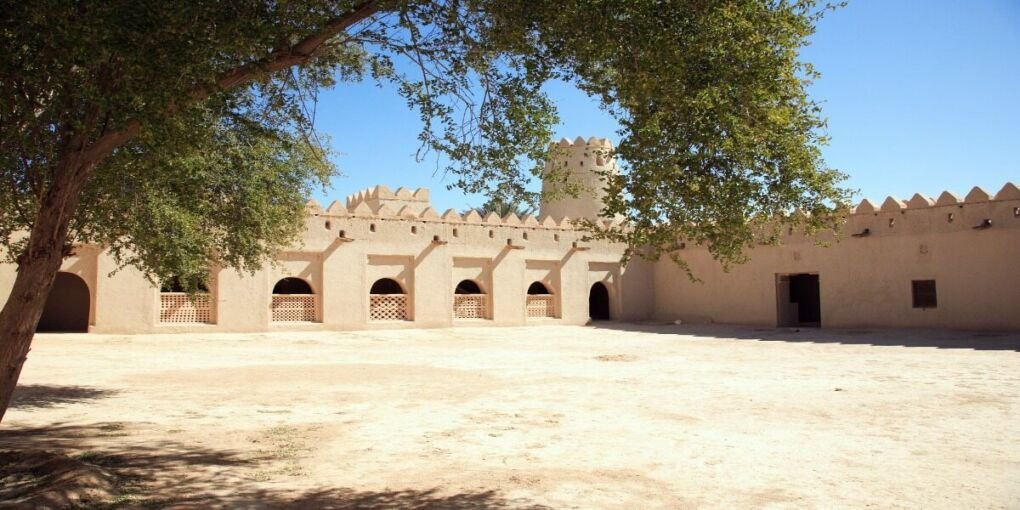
[370,294,408,321]
[271,295,317,322]
[453,279,487,320]
[454,294,487,319]
[526,281,556,318]
[271,277,317,322]
[526,295,556,318]
[160,293,213,324]
[370,278,409,321]
[159,275,213,324]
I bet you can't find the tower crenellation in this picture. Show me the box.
[539,136,618,221]
[346,185,431,216]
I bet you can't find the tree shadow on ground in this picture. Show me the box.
[591,321,1020,352]
[9,384,117,410]
[0,423,254,469]
[0,422,550,509]
[139,487,553,509]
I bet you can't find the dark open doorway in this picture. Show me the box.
[37,272,90,332]
[776,273,820,327]
[589,282,611,321]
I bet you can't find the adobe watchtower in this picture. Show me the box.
[540,137,617,221]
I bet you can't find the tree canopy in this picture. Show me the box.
[0,0,849,419]
[2,0,849,284]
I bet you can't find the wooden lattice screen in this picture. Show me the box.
[526,295,556,318]
[453,294,487,319]
[370,294,408,321]
[271,294,317,322]
[160,293,213,324]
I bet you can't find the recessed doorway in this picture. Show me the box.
[589,282,610,321]
[776,273,820,327]
[37,272,90,332]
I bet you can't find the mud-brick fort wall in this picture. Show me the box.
[1,136,1018,332]
[0,137,655,333]
[653,184,1020,331]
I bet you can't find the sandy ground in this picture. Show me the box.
[2,323,1019,509]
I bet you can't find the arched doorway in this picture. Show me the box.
[453,279,487,319]
[271,277,316,322]
[370,278,409,321]
[526,281,556,319]
[589,282,611,321]
[37,272,90,332]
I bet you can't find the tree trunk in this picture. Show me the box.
[0,161,94,424]
[0,2,379,424]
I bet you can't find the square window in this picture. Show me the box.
[912,280,937,309]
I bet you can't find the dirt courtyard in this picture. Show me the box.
[2,324,1019,508]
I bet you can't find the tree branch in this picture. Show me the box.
[80,0,380,166]
[199,0,379,96]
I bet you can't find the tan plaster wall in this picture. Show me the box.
[618,256,656,322]
[215,266,271,332]
[60,201,640,334]
[8,187,1015,333]
[652,191,1020,331]
[1,138,1013,335]
[93,254,156,333]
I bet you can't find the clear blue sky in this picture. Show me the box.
[310,1,1020,212]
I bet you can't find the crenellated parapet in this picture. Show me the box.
[552,136,614,149]
[307,192,626,232]
[836,182,1020,238]
[850,183,1018,215]
[344,185,432,216]
[300,191,629,255]
[307,181,1018,246]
